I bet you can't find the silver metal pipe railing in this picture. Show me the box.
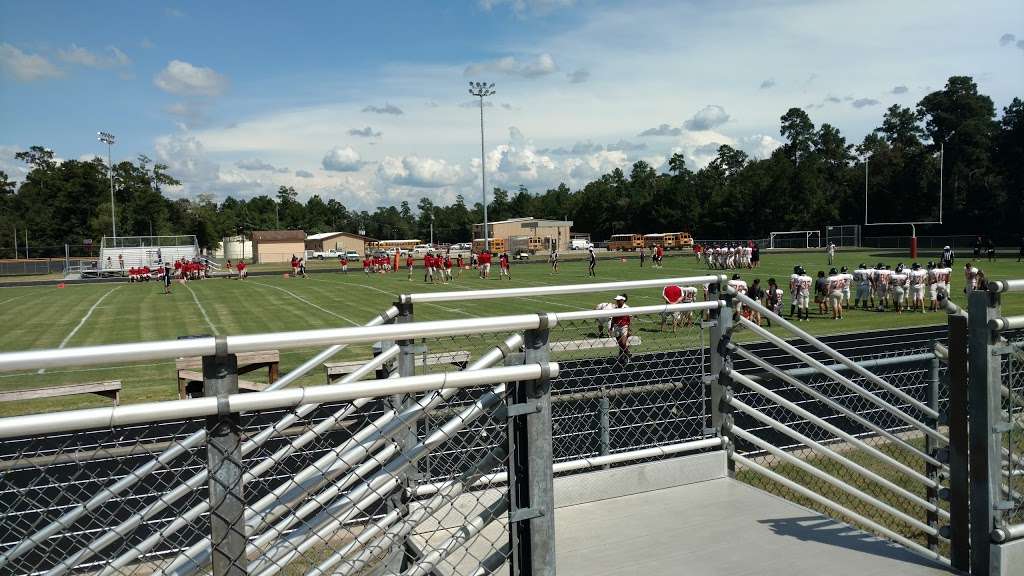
[0,307,400,571]
[735,316,948,445]
[89,348,400,576]
[159,335,524,576]
[728,370,939,489]
[731,454,948,564]
[732,427,941,537]
[310,445,511,576]
[728,288,941,421]
[241,371,524,576]
[401,274,727,304]
[989,279,1024,293]
[0,312,543,373]
[729,344,942,468]
[726,396,947,519]
[402,497,510,576]
[990,315,1024,332]
[993,523,1024,543]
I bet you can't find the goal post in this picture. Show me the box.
[768,230,821,250]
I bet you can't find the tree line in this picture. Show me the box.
[1,76,1020,258]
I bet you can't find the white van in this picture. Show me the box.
[571,239,593,250]
[413,244,432,254]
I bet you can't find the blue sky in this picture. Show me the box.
[1,0,1022,210]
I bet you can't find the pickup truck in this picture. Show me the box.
[306,249,341,260]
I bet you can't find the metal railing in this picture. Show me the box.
[947,278,1024,574]
[719,285,951,564]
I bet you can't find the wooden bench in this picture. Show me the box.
[325,350,471,383]
[0,381,122,405]
[176,350,280,399]
[549,336,642,353]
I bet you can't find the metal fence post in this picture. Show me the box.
[203,345,246,576]
[379,299,415,573]
[508,321,554,576]
[968,289,1003,576]
[925,345,940,553]
[945,310,970,571]
[708,281,735,477]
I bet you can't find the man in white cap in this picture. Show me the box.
[611,294,632,359]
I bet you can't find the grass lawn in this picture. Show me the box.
[0,248,1020,416]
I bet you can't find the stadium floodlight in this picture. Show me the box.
[97,131,117,240]
[468,81,496,252]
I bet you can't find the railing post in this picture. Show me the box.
[203,345,246,576]
[599,395,611,466]
[508,320,554,576]
[945,309,970,571]
[708,281,735,477]
[380,299,415,573]
[925,344,940,553]
[968,289,1003,576]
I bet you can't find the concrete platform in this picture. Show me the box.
[412,451,957,575]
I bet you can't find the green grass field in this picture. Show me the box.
[0,249,1021,416]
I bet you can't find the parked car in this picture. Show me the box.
[307,249,341,260]
[513,250,530,260]
[344,251,360,260]
[413,244,432,254]
[571,239,593,250]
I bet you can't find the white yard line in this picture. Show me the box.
[38,285,123,374]
[249,280,359,326]
[0,292,35,307]
[185,284,218,335]
[309,277,478,317]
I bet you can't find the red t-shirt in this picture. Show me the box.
[480,252,492,264]
[612,307,631,327]
[362,258,369,268]
[406,256,414,267]
[457,256,464,267]
[174,261,181,270]
[663,285,682,303]
[237,261,246,271]
[340,258,348,266]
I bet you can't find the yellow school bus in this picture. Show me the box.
[643,233,665,249]
[473,237,507,253]
[608,234,644,251]
[662,232,694,250]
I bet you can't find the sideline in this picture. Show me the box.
[38,285,123,374]
[185,284,218,335]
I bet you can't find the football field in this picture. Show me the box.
[0,249,1021,415]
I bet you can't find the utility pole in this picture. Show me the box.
[469,81,495,252]
[97,132,117,240]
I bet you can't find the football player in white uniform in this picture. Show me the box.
[728,273,748,313]
[796,267,813,321]
[839,266,853,307]
[826,267,847,320]
[926,262,940,311]
[964,262,980,293]
[875,264,892,312]
[909,262,927,313]
[789,265,802,318]
[890,264,909,314]
[854,264,872,310]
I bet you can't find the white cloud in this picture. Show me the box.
[638,123,682,137]
[0,43,62,82]
[154,60,228,96]
[479,0,574,15]
[890,85,909,94]
[377,156,467,188]
[57,44,131,68]
[851,97,881,108]
[759,78,776,89]
[683,105,730,131]
[738,134,782,159]
[362,103,403,115]
[567,68,589,83]
[154,133,220,186]
[295,170,314,178]
[348,126,382,138]
[236,158,288,172]
[322,146,362,172]
[465,53,558,78]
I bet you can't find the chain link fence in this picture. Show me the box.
[0,327,548,576]
[999,329,1024,528]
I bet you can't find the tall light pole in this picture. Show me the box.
[97,132,117,241]
[469,81,495,252]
